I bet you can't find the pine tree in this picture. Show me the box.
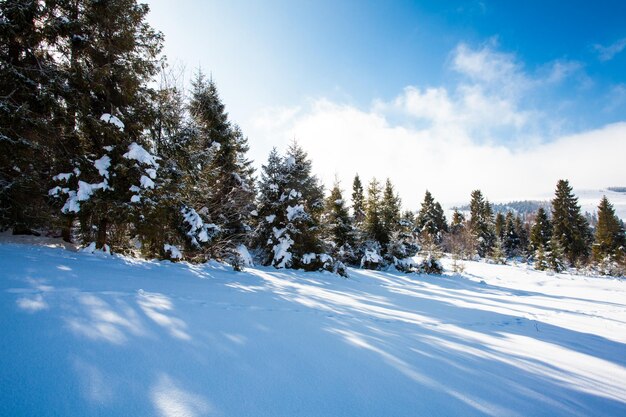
[503,211,520,257]
[351,174,365,226]
[592,196,626,267]
[253,143,326,271]
[49,0,163,251]
[415,190,448,243]
[534,243,549,271]
[381,178,401,240]
[186,73,255,260]
[323,180,355,262]
[364,178,386,246]
[551,179,591,266]
[469,190,495,257]
[0,1,63,234]
[529,207,552,254]
[494,212,506,240]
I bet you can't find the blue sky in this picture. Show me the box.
[146,0,626,207]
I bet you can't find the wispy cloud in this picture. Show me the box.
[594,38,626,61]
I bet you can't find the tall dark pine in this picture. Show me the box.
[381,179,401,241]
[551,180,591,266]
[592,196,625,264]
[187,74,255,260]
[254,143,325,270]
[529,207,552,254]
[364,178,387,246]
[49,0,163,250]
[323,181,355,260]
[415,190,448,243]
[469,190,495,257]
[352,174,365,226]
[0,1,62,234]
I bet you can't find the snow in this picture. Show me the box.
[272,234,293,268]
[164,244,183,260]
[130,195,141,203]
[140,175,155,189]
[53,172,72,182]
[2,241,626,417]
[145,168,157,180]
[123,142,159,168]
[286,204,305,221]
[94,155,111,179]
[60,179,110,214]
[100,113,125,131]
[302,252,316,264]
[181,206,219,246]
[236,244,254,267]
[265,214,276,223]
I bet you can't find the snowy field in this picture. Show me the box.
[1,242,626,417]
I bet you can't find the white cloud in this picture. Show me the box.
[594,38,626,61]
[243,43,623,210]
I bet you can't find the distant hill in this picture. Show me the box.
[451,188,626,221]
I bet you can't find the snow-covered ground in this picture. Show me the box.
[1,242,626,417]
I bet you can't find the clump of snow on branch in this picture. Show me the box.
[164,244,183,260]
[94,155,111,178]
[123,142,159,168]
[181,206,220,247]
[100,113,125,131]
[286,204,306,221]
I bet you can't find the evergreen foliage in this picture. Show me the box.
[529,208,552,254]
[415,190,448,244]
[550,180,591,266]
[322,180,356,263]
[592,196,626,272]
[253,143,327,271]
[469,190,495,258]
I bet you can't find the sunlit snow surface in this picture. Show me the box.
[1,243,625,416]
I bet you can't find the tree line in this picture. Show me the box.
[1,0,624,276]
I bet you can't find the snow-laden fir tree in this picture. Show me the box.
[550,180,591,266]
[469,190,495,258]
[184,72,255,261]
[351,174,365,227]
[359,178,386,269]
[381,178,401,242]
[592,196,626,274]
[503,211,521,258]
[494,212,506,240]
[48,0,163,251]
[254,143,328,271]
[415,190,448,244]
[529,207,552,264]
[0,0,63,235]
[322,180,356,265]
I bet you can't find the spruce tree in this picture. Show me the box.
[381,178,401,239]
[415,190,448,243]
[551,180,591,266]
[494,212,506,240]
[351,174,365,226]
[49,0,163,250]
[364,178,386,247]
[323,180,355,262]
[0,0,63,234]
[469,190,495,257]
[529,207,552,262]
[592,196,626,266]
[186,73,255,260]
[254,143,326,271]
[503,211,520,257]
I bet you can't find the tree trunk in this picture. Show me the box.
[96,217,108,249]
